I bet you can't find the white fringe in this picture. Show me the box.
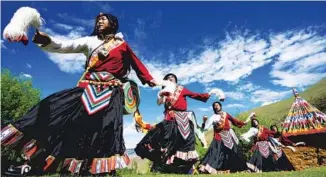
[3,7,45,41]
[209,88,226,101]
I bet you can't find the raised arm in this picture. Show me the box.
[126,43,154,85]
[202,114,219,131]
[41,36,90,55]
[240,127,258,143]
[226,113,246,128]
[33,30,89,55]
[183,88,210,102]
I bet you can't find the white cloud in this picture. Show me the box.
[197,107,211,112]
[261,100,279,106]
[250,89,291,105]
[269,29,326,88]
[131,30,275,87]
[238,82,260,92]
[41,27,87,73]
[270,71,326,88]
[26,63,32,69]
[53,23,74,31]
[130,27,326,91]
[1,40,7,49]
[225,103,245,108]
[20,73,32,79]
[57,13,94,27]
[224,91,246,100]
[38,24,325,92]
[123,121,145,149]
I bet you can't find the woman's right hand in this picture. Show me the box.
[32,29,51,46]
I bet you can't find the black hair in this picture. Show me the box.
[251,118,259,127]
[91,13,119,36]
[212,101,222,114]
[163,73,178,83]
[270,124,278,132]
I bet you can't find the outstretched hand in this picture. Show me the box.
[32,29,51,46]
[148,79,157,87]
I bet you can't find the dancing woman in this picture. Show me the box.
[135,73,215,174]
[241,119,293,173]
[198,102,251,174]
[1,12,156,176]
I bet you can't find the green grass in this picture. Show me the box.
[120,166,326,177]
[34,166,326,177]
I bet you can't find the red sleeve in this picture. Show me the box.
[263,128,277,137]
[125,43,153,85]
[227,113,245,128]
[182,87,210,102]
[279,135,294,146]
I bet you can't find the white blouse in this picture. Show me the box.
[203,114,222,131]
[240,127,258,143]
[39,32,124,60]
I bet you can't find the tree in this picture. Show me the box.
[1,69,41,124]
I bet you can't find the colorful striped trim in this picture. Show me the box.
[90,72,115,82]
[90,154,131,174]
[219,130,234,150]
[283,127,326,136]
[62,158,84,174]
[21,139,38,160]
[257,141,271,159]
[174,111,191,140]
[81,84,113,115]
[43,155,55,171]
[1,124,23,147]
[166,150,199,164]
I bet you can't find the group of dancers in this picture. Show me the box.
[0,12,303,176]
[136,90,302,175]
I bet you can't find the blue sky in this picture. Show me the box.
[2,1,326,148]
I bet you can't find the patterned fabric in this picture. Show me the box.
[166,150,199,164]
[89,71,116,82]
[21,139,38,160]
[44,156,55,171]
[167,85,184,106]
[0,124,23,147]
[276,149,283,159]
[89,154,131,174]
[80,71,140,116]
[81,83,113,115]
[174,111,192,140]
[257,141,270,158]
[62,158,84,174]
[282,89,326,135]
[123,80,140,115]
[219,130,234,150]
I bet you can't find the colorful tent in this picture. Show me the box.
[282,88,326,136]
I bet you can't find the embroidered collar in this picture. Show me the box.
[98,32,124,42]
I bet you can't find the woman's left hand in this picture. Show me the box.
[148,79,157,87]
